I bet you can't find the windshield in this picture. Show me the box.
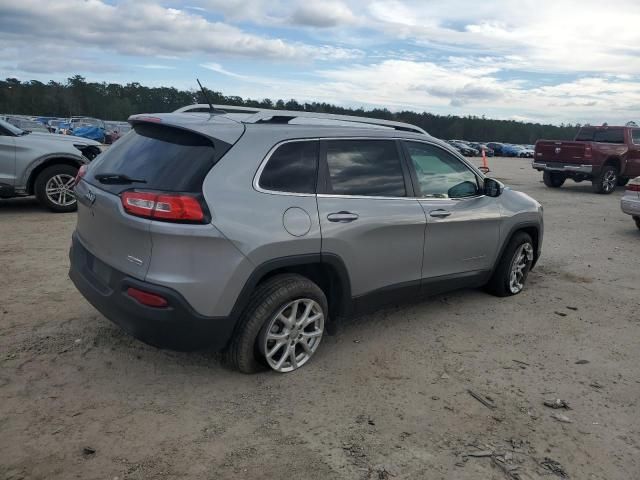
[0,119,25,136]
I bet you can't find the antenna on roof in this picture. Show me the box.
[196,78,221,114]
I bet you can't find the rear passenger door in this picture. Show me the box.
[317,138,426,301]
[402,140,501,283]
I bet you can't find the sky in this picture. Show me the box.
[1,0,640,125]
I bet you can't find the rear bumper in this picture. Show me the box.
[621,195,640,217]
[69,233,236,351]
[532,162,593,174]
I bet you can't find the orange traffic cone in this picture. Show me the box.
[479,148,490,173]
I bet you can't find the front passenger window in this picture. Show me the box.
[405,142,480,198]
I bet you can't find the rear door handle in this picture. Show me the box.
[429,209,451,218]
[327,211,359,223]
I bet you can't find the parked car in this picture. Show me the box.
[502,144,525,157]
[469,142,495,157]
[104,121,131,144]
[447,140,478,156]
[69,117,106,142]
[534,125,640,194]
[0,119,102,211]
[518,146,535,158]
[486,142,505,156]
[69,108,543,373]
[621,176,640,230]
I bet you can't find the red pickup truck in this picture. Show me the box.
[533,125,640,194]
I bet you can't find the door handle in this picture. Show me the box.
[327,211,359,223]
[429,209,451,218]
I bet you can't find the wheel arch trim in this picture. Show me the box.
[24,155,84,194]
[492,222,541,275]
[228,253,353,325]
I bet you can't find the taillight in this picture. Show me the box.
[626,180,640,192]
[126,287,168,308]
[584,145,592,159]
[74,164,88,186]
[120,191,205,223]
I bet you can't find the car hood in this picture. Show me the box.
[27,131,101,146]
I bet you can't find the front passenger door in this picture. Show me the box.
[402,141,501,284]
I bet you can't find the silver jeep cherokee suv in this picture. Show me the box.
[69,107,543,373]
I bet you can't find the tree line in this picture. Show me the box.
[0,75,580,143]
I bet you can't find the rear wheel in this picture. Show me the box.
[592,165,618,194]
[486,232,535,297]
[224,274,327,374]
[634,216,640,231]
[543,171,565,188]
[34,164,79,212]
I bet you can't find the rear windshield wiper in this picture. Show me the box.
[94,173,147,185]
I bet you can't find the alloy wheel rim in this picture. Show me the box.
[602,171,616,192]
[45,174,76,206]
[262,298,324,373]
[509,243,534,294]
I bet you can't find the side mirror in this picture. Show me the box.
[484,178,503,197]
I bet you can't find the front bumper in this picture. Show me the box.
[69,233,236,351]
[532,162,593,174]
[621,194,640,217]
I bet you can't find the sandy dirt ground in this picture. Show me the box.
[1,156,639,480]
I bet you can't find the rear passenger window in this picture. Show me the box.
[259,141,318,194]
[324,140,406,197]
[632,130,640,145]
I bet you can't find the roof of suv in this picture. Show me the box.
[168,104,428,135]
[130,106,433,144]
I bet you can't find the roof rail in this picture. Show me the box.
[242,109,427,135]
[173,103,427,134]
[173,104,262,114]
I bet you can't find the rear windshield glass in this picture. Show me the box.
[88,123,226,194]
[575,127,625,143]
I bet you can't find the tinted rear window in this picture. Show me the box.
[259,141,318,194]
[324,140,406,197]
[575,127,625,143]
[88,123,226,194]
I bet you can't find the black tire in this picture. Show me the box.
[485,232,535,297]
[543,171,565,188]
[224,274,328,374]
[634,216,640,231]
[34,164,79,212]
[591,165,618,194]
[617,177,629,187]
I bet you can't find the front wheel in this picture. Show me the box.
[486,232,535,297]
[34,164,79,212]
[592,165,618,194]
[543,171,566,188]
[224,274,327,373]
[634,216,640,231]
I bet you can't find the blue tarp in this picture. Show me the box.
[72,126,105,142]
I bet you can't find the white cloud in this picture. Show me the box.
[290,1,356,28]
[200,63,249,80]
[0,0,360,63]
[138,64,176,70]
